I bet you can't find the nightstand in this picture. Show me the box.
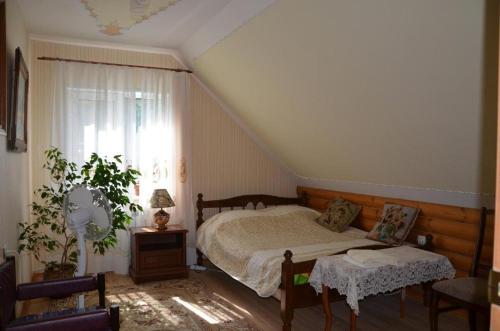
[129,225,188,284]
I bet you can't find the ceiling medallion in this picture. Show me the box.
[81,0,179,36]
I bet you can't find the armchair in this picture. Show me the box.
[0,256,119,331]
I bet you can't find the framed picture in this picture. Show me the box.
[7,47,28,152]
[0,2,6,132]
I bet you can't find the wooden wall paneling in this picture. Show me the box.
[298,186,494,277]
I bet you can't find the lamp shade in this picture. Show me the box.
[150,189,175,208]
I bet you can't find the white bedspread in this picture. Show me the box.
[197,205,382,297]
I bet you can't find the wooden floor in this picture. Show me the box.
[191,267,475,331]
[23,268,477,331]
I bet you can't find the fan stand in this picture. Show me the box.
[65,185,113,310]
[75,229,87,309]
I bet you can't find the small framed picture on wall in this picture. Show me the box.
[7,47,28,152]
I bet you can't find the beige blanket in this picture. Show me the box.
[197,205,381,297]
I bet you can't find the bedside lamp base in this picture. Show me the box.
[154,208,170,230]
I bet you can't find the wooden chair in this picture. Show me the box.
[429,207,493,331]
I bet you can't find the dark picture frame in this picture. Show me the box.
[0,2,6,132]
[7,47,28,152]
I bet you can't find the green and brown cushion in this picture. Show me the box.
[315,199,361,232]
[366,204,420,245]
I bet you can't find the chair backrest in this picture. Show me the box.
[0,257,17,331]
[470,207,492,277]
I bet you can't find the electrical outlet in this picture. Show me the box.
[417,235,427,246]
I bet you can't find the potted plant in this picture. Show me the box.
[18,148,143,280]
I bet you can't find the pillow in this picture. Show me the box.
[366,204,420,245]
[315,199,361,232]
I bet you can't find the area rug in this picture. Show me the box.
[50,273,261,331]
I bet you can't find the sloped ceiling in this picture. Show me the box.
[193,0,498,194]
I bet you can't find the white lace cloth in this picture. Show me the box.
[309,246,455,315]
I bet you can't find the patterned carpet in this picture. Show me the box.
[50,273,261,331]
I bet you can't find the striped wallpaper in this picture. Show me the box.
[191,74,296,202]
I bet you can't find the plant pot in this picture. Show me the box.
[43,263,76,281]
[43,263,76,299]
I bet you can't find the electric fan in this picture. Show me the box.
[63,185,113,307]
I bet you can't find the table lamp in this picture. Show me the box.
[150,189,175,229]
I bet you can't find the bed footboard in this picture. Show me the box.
[279,244,395,331]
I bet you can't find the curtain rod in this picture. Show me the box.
[37,56,193,73]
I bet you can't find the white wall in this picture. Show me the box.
[194,0,499,207]
[0,0,29,281]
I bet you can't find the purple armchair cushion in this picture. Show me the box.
[16,276,98,301]
[6,308,112,331]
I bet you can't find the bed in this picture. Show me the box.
[195,192,426,331]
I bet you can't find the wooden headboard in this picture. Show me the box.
[196,192,306,228]
[297,186,494,277]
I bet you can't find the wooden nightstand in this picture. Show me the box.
[129,225,188,284]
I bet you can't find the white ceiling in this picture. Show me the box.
[16,0,275,63]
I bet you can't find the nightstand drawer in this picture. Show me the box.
[139,249,183,269]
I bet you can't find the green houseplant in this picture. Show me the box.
[18,148,143,279]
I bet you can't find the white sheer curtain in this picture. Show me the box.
[51,61,194,273]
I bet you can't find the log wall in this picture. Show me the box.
[297,186,494,277]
